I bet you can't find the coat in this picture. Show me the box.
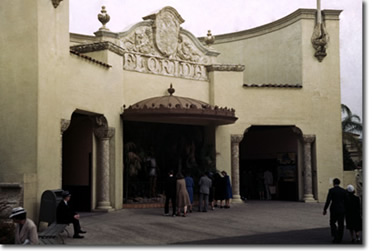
[176,178,191,208]
[14,219,38,245]
[323,186,347,214]
[345,193,362,231]
[185,176,194,203]
[199,175,212,195]
[56,200,76,224]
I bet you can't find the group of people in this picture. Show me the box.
[323,178,362,244]
[8,190,86,245]
[163,170,233,217]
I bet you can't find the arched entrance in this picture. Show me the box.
[62,113,93,211]
[239,126,302,201]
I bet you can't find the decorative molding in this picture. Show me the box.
[206,64,245,72]
[51,0,63,8]
[94,116,115,139]
[243,83,302,88]
[70,50,112,68]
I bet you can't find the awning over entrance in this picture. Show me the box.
[122,85,238,126]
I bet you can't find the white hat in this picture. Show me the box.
[346,184,355,193]
[9,207,26,219]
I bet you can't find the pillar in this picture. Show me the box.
[60,119,70,187]
[303,135,316,202]
[94,116,114,211]
[231,134,243,203]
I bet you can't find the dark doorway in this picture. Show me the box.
[239,126,299,201]
[62,113,93,211]
[123,121,215,203]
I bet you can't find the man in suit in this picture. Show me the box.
[56,191,86,238]
[198,171,212,212]
[164,170,177,216]
[9,207,38,245]
[323,178,347,243]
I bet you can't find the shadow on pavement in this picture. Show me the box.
[174,227,362,245]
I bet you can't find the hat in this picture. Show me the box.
[346,185,355,193]
[62,190,71,198]
[9,207,26,219]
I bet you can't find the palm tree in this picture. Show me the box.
[341,104,362,170]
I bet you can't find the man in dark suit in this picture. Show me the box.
[323,178,347,243]
[56,191,86,238]
[164,170,177,216]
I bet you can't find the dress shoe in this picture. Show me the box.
[73,235,84,239]
[79,230,87,234]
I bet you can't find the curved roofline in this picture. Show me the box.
[212,8,342,44]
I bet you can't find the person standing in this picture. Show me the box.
[184,172,194,213]
[164,170,177,216]
[198,171,212,212]
[264,169,273,200]
[214,172,226,208]
[221,171,233,208]
[345,184,362,243]
[323,178,347,244]
[56,191,86,239]
[176,172,191,217]
[9,207,38,245]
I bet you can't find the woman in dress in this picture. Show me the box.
[176,172,191,217]
[345,184,362,243]
[221,171,233,208]
[184,173,194,213]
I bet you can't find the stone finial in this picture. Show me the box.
[51,0,63,8]
[205,30,215,46]
[98,6,110,31]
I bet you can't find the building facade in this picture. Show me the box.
[0,0,344,221]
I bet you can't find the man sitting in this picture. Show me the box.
[56,191,86,239]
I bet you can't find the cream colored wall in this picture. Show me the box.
[122,71,210,105]
[211,11,342,202]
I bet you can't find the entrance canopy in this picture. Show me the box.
[122,85,238,126]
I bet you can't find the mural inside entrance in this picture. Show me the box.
[123,121,216,204]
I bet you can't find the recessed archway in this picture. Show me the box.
[239,126,303,201]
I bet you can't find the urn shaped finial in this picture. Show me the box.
[205,30,215,46]
[98,6,110,31]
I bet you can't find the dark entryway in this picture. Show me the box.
[123,121,215,203]
[62,113,93,211]
[239,126,300,201]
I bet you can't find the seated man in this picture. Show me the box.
[56,190,86,239]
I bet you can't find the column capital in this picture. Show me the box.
[303,134,315,144]
[94,127,115,139]
[231,134,243,144]
[61,119,70,134]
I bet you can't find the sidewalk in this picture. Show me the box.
[63,200,362,245]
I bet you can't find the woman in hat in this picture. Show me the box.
[345,184,362,243]
[9,207,38,245]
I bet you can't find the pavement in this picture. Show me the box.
[62,200,363,246]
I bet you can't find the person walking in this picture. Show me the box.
[164,170,177,216]
[198,171,212,212]
[9,207,38,245]
[323,178,347,244]
[345,184,362,243]
[264,169,273,200]
[184,172,194,213]
[56,191,86,239]
[176,172,191,217]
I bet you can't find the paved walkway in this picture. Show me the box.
[62,201,362,246]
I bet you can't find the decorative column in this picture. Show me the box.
[60,119,70,187]
[94,116,114,211]
[303,135,316,202]
[231,134,244,203]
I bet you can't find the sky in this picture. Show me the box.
[69,0,363,121]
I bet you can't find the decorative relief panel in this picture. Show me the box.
[119,6,216,81]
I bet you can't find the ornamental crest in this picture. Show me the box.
[147,7,184,57]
